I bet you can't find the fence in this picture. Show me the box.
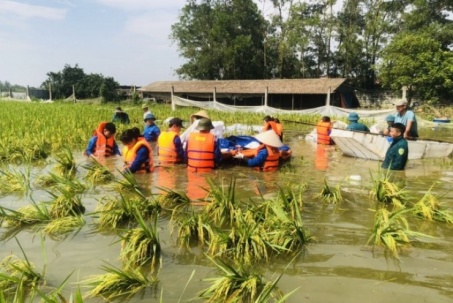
[0,87,50,100]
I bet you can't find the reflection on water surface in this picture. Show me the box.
[1,128,453,302]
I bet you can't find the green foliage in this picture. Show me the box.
[41,64,119,100]
[171,0,268,80]
[378,32,453,102]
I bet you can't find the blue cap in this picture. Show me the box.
[385,115,395,122]
[348,112,359,121]
[144,113,156,121]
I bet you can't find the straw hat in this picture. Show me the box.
[190,110,209,123]
[254,130,283,148]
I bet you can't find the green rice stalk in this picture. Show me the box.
[315,179,343,204]
[265,202,313,253]
[2,202,52,228]
[206,209,274,265]
[120,213,161,270]
[366,208,430,260]
[95,194,160,230]
[170,209,212,250]
[43,216,86,239]
[199,256,283,303]
[83,263,157,300]
[48,190,85,219]
[370,171,407,208]
[52,147,77,178]
[204,178,241,226]
[0,166,31,196]
[410,188,453,223]
[114,169,141,193]
[0,255,44,297]
[83,158,115,184]
[156,187,192,211]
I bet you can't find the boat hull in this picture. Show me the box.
[330,129,453,160]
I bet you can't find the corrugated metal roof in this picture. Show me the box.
[139,78,348,94]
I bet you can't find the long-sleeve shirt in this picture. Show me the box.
[346,122,370,132]
[381,136,408,170]
[128,146,150,173]
[84,136,121,156]
[174,136,185,163]
[246,148,268,168]
[143,124,161,142]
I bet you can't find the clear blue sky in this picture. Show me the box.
[0,0,188,88]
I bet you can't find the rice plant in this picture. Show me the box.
[199,256,284,303]
[367,208,429,260]
[170,209,212,250]
[0,166,31,196]
[204,178,241,226]
[35,172,87,194]
[48,189,86,219]
[120,213,161,270]
[83,263,158,301]
[114,169,141,193]
[370,171,407,208]
[1,201,52,228]
[410,189,453,223]
[95,194,160,230]
[274,184,305,219]
[43,216,86,240]
[207,209,273,265]
[52,147,77,177]
[315,179,343,204]
[265,202,313,253]
[156,187,192,211]
[0,252,44,297]
[83,158,115,184]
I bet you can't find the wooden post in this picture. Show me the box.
[264,87,268,107]
[72,85,76,103]
[291,94,294,110]
[325,87,331,107]
[49,83,52,101]
[402,86,407,100]
[171,86,175,111]
[213,87,217,105]
[26,85,30,101]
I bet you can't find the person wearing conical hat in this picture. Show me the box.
[262,115,283,141]
[190,110,210,124]
[346,112,370,132]
[234,130,283,172]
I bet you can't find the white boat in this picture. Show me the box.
[330,129,453,160]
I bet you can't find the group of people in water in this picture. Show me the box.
[316,99,418,171]
[85,107,288,175]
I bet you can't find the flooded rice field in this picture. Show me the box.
[1,127,453,302]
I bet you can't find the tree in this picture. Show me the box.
[171,0,268,80]
[377,32,453,103]
[41,64,119,101]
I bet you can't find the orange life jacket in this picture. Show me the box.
[263,121,282,136]
[254,144,280,172]
[187,132,215,172]
[94,122,115,157]
[123,138,154,173]
[157,131,181,165]
[316,121,333,145]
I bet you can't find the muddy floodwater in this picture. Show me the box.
[2,126,453,302]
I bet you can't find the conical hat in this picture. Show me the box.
[190,110,210,123]
[254,130,283,148]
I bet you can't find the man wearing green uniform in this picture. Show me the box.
[346,112,370,132]
[381,123,408,170]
